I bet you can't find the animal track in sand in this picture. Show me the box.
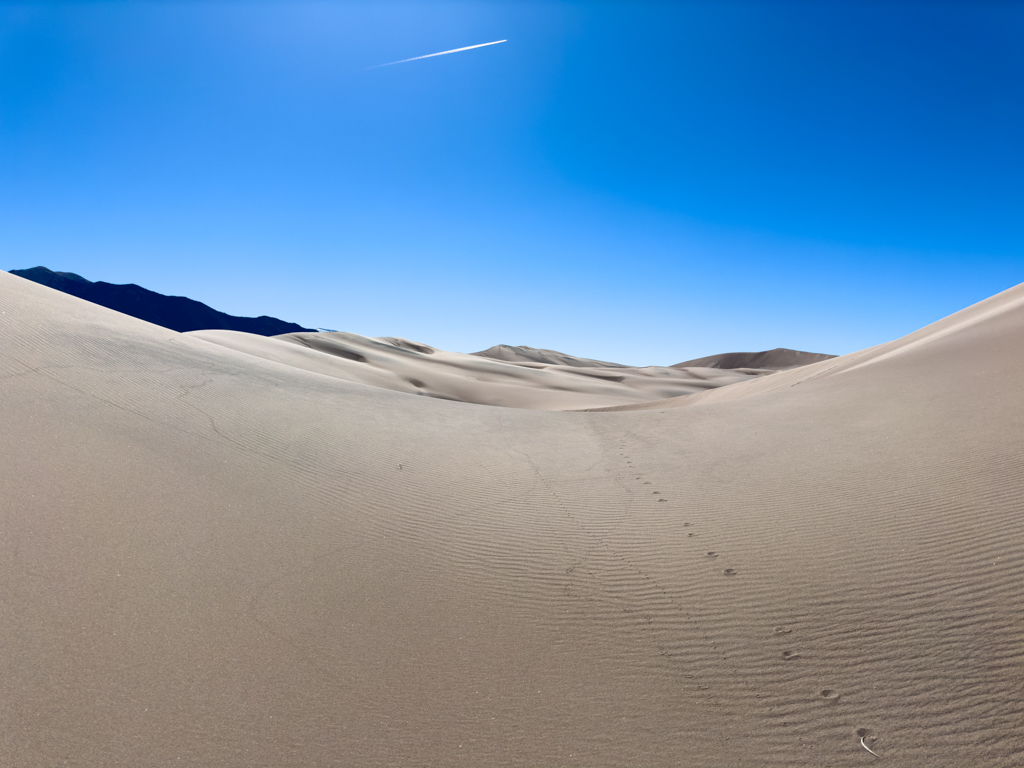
[706,552,718,559]
[781,650,800,660]
[773,626,792,635]
[819,689,840,701]
[723,568,737,576]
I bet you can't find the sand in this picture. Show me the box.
[471,343,629,368]
[2,269,1023,766]
[672,347,836,370]
[188,329,762,410]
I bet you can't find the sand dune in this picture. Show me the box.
[673,346,836,370]
[189,329,763,410]
[3,269,1024,766]
[472,343,629,368]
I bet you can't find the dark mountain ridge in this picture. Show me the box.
[9,266,315,336]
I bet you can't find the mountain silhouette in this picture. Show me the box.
[9,267,314,336]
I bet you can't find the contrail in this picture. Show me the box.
[369,39,507,69]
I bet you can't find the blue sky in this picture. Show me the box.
[2,1,1022,365]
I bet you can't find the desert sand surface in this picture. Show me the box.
[3,269,1024,766]
[189,329,763,410]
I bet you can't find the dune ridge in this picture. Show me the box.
[2,269,1023,766]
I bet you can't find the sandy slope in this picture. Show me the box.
[2,270,1023,766]
[189,329,760,410]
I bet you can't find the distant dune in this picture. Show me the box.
[3,269,1023,766]
[191,329,765,410]
[9,266,314,336]
[673,347,836,370]
[472,343,630,368]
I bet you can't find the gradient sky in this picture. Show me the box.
[2,1,1022,365]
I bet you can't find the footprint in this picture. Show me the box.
[819,689,840,701]
[773,626,792,635]
[781,650,800,660]
[706,552,718,559]
[723,568,737,576]
[658,498,668,502]
[687,532,695,537]
[652,491,661,494]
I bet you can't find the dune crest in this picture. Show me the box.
[672,347,836,370]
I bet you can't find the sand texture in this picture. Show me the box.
[2,270,1023,766]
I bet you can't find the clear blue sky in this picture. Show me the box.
[2,1,1021,365]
